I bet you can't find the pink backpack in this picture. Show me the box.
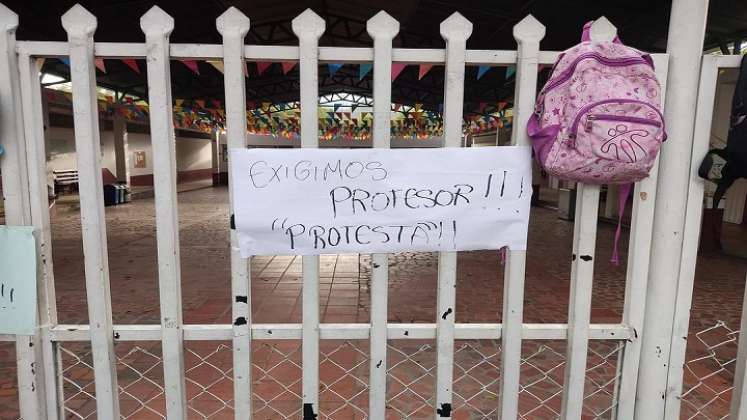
[528,22,666,264]
[528,22,666,185]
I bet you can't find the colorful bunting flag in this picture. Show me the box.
[328,63,343,76]
[257,62,272,75]
[418,64,433,80]
[182,60,200,75]
[505,65,515,79]
[359,63,372,80]
[477,66,490,79]
[195,99,205,108]
[95,58,106,73]
[122,59,140,74]
[35,57,45,70]
[207,60,224,73]
[391,63,406,81]
[281,61,297,75]
[60,58,70,66]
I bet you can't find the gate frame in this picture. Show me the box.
[0,2,722,419]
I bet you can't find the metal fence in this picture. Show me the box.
[0,0,730,419]
[57,339,629,419]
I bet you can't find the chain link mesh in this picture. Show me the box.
[55,338,632,419]
[681,321,738,419]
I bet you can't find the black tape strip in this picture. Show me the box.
[437,403,452,417]
[303,403,318,419]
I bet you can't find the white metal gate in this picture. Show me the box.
[0,1,731,419]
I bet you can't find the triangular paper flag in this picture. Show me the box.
[60,58,70,66]
[182,60,200,75]
[391,63,406,81]
[35,58,46,69]
[207,60,224,73]
[195,100,205,108]
[505,65,515,79]
[122,59,140,74]
[477,66,490,79]
[351,104,358,113]
[418,64,433,80]
[257,62,272,75]
[328,63,343,76]
[94,58,106,73]
[281,61,296,75]
[175,99,184,107]
[359,63,373,80]
[334,104,342,112]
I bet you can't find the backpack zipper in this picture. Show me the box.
[585,114,663,132]
[569,99,665,138]
[541,52,653,95]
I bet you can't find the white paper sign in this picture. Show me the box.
[230,147,532,256]
[0,226,38,335]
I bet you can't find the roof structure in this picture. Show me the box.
[6,0,747,115]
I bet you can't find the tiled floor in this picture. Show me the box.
[0,185,745,419]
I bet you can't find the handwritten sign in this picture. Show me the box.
[230,147,532,256]
[0,226,37,335]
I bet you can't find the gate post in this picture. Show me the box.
[61,5,121,418]
[0,4,48,420]
[635,0,709,418]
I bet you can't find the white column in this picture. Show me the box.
[112,109,129,185]
[61,5,121,418]
[436,12,472,419]
[604,184,618,219]
[211,129,220,185]
[292,10,325,418]
[635,0,709,418]
[140,7,188,419]
[366,11,398,419]
[501,14,544,419]
[217,7,253,419]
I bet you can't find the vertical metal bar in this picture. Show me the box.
[140,7,188,419]
[731,272,747,419]
[665,52,720,420]
[0,6,46,420]
[292,11,325,417]
[18,50,61,420]
[436,13,472,419]
[61,5,120,418]
[614,54,669,419]
[635,1,709,417]
[559,183,600,420]
[217,8,253,419]
[500,15,545,419]
[560,19,616,420]
[365,11,399,419]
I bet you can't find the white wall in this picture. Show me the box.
[47,126,213,179]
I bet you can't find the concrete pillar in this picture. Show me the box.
[112,108,129,185]
[211,129,220,185]
[635,0,709,418]
[604,184,618,219]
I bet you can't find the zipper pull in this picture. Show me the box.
[585,115,596,132]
